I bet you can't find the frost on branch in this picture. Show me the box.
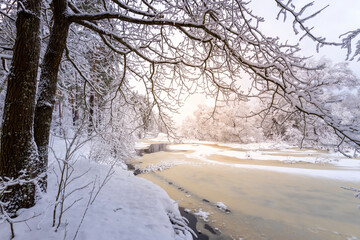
[275,0,360,60]
[340,28,360,61]
[275,0,340,50]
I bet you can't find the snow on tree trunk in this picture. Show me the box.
[0,0,42,215]
[34,0,70,191]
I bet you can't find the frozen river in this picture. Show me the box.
[132,142,360,240]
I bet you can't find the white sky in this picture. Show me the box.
[248,0,360,69]
[173,0,360,126]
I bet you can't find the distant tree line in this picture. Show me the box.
[181,60,360,151]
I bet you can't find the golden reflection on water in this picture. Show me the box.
[133,145,360,240]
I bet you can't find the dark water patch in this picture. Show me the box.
[126,163,143,176]
[202,199,210,203]
[179,207,209,240]
[126,163,135,170]
[204,224,217,235]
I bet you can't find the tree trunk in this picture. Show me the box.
[70,85,79,126]
[74,75,80,125]
[88,92,95,135]
[96,97,102,128]
[88,56,97,135]
[34,0,70,191]
[0,0,42,215]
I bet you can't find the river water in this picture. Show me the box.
[132,142,360,240]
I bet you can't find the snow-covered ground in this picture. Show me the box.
[0,137,193,240]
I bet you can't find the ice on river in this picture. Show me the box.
[167,143,360,182]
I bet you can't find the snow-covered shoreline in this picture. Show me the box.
[0,138,193,240]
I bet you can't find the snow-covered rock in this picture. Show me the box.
[216,202,230,213]
[194,209,211,222]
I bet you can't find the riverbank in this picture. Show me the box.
[126,159,212,240]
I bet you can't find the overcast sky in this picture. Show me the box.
[174,0,360,126]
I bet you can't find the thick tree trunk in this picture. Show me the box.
[0,0,42,215]
[34,0,70,191]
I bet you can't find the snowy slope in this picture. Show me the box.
[0,139,192,240]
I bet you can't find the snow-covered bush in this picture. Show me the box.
[180,102,265,143]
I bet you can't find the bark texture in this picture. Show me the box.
[34,0,70,191]
[0,0,42,214]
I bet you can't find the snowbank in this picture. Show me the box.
[0,138,192,240]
